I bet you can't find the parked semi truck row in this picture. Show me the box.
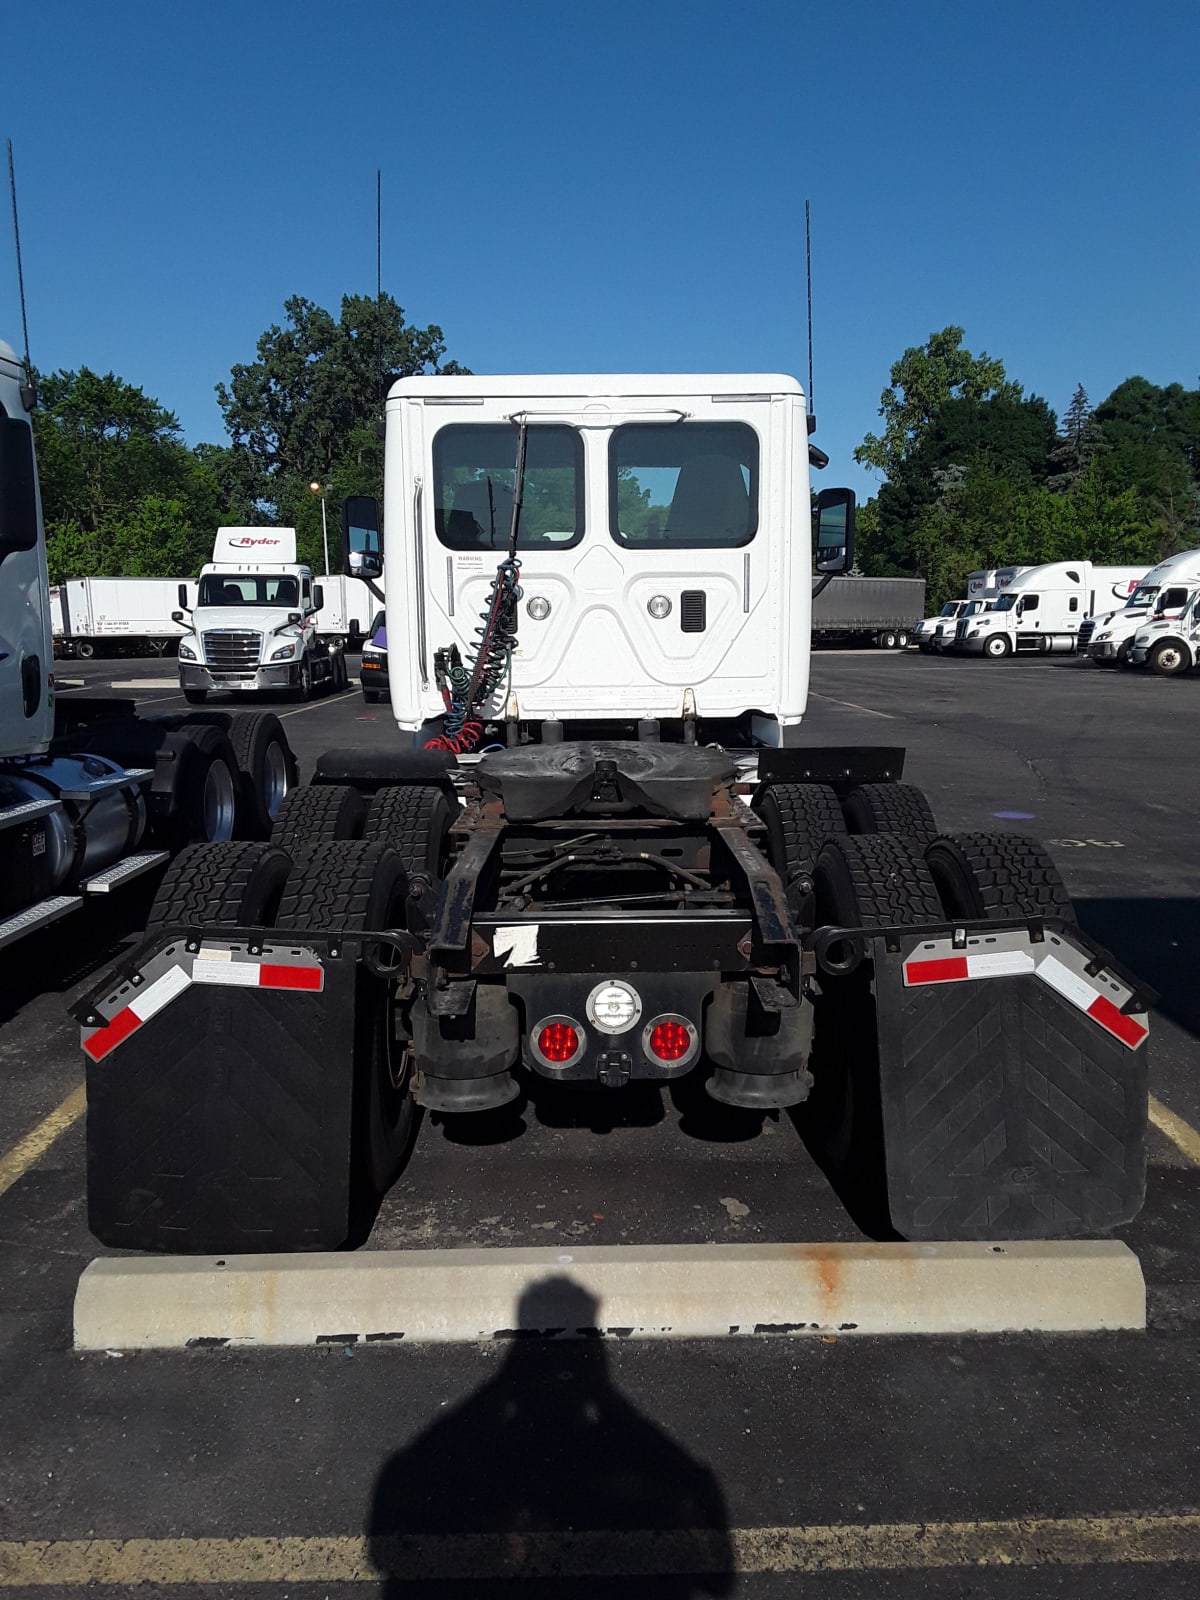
[952,562,1150,657]
[0,340,298,952]
[77,372,1150,1257]
[1080,550,1200,666]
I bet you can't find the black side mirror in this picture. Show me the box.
[177,583,190,609]
[171,610,184,624]
[287,611,303,626]
[342,495,383,580]
[814,487,855,574]
[312,584,324,612]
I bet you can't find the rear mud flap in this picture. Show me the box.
[80,933,359,1254]
[869,926,1149,1239]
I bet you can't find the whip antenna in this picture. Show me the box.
[375,167,383,413]
[805,198,815,426]
[7,139,35,406]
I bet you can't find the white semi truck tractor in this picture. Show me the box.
[953,561,1150,657]
[174,526,349,703]
[1080,549,1200,666]
[0,340,297,951]
[81,373,1151,1254]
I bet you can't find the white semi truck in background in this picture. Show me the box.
[0,339,296,951]
[913,568,1030,653]
[174,526,349,703]
[952,561,1150,657]
[1130,586,1200,676]
[1079,549,1200,666]
[81,371,1150,1259]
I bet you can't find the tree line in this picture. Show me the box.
[852,326,1200,608]
[32,293,466,581]
[31,310,1199,607]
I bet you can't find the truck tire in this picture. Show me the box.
[270,784,366,852]
[184,688,207,705]
[276,842,415,1194]
[144,839,291,937]
[332,652,349,692]
[1148,639,1189,676]
[362,785,455,928]
[76,640,95,660]
[161,724,239,848]
[925,832,1077,925]
[983,634,1012,659]
[754,782,845,920]
[897,631,910,649]
[218,711,296,839]
[297,655,314,700]
[843,782,938,848]
[802,834,944,1235]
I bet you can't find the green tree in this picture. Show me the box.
[1047,383,1098,491]
[854,326,1022,479]
[216,292,468,512]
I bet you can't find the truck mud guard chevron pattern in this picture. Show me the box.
[823,919,1151,1240]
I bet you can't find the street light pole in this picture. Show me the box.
[309,481,331,577]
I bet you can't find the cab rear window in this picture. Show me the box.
[609,422,758,548]
[433,424,584,550]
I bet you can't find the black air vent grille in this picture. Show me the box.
[680,591,707,633]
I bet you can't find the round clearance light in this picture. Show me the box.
[586,979,642,1035]
[535,1019,582,1064]
[643,1014,700,1066]
[527,596,552,621]
[647,595,672,620]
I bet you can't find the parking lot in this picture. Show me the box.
[1,648,1198,1597]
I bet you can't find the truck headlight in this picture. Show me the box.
[270,642,298,661]
[1094,632,1111,643]
[178,639,197,661]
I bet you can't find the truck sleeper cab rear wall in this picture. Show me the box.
[379,376,816,747]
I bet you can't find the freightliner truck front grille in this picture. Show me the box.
[202,630,263,672]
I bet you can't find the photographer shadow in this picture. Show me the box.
[367,1277,734,1598]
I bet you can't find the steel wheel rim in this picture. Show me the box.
[1158,647,1182,671]
[203,760,237,841]
[263,742,289,819]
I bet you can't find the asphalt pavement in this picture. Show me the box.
[0,649,1197,1597]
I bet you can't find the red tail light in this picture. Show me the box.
[537,1022,581,1063]
[648,1019,694,1062]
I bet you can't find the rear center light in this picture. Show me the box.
[536,1021,582,1064]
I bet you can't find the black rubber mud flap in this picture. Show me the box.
[84,936,360,1254]
[870,929,1148,1239]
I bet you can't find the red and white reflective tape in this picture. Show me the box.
[902,935,1147,1050]
[83,947,323,1062]
[192,950,323,991]
[83,964,192,1062]
[903,950,1034,986]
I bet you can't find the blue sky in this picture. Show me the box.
[4,0,1196,499]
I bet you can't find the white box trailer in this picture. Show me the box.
[313,573,381,646]
[953,562,1150,657]
[55,576,197,658]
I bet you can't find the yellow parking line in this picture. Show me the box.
[0,1514,1197,1584]
[0,1084,86,1201]
[1149,1095,1200,1166]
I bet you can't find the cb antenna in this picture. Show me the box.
[375,167,383,415]
[7,139,36,408]
[805,198,815,431]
